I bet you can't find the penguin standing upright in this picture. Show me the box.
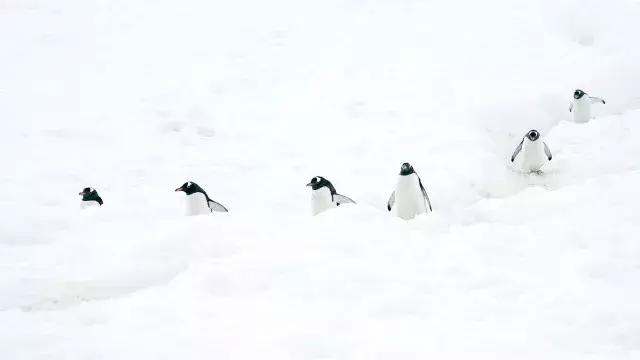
[175,181,228,216]
[306,176,355,216]
[387,163,432,220]
[570,89,605,123]
[79,187,103,208]
[511,129,553,173]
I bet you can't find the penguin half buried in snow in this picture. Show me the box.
[570,89,605,123]
[79,187,103,208]
[387,163,433,220]
[511,129,552,173]
[175,181,228,216]
[306,176,355,216]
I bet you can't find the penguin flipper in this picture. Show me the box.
[589,96,605,105]
[569,102,573,112]
[418,179,433,212]
[543,142,552,161]
[387,191,395,211]
[208,200,229,212]
[333,194,356,206]
[511,138,524,162]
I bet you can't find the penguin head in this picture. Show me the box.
[306,176,331,190]
[79,187,94,197]
[79,187,103,205]
[526,129,540,141]
[175,181,204,195]
[574,89,585,99]
[399,162,415,176]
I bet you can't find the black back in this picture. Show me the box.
[79,187,103,205]
[307,176,337,195]
[399,162,415,176]
[574,89,586,99]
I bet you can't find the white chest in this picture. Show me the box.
[521,140,547,172]
[185,192,210,216]
[572,97,591,123]
[80,200,100,209]
[310,187,335,216]
[393,174,427,220]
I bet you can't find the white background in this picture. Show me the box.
[1,0,640,358]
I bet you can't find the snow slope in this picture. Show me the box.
[1,0,640,358]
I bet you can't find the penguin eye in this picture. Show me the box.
[186,182,191,188]
[315,177,321,183]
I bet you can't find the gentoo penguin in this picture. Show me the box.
[511,129,553,173]
[387,163,433,220]
[175,181,228,215]
[79,187,103,208]
[569,89,605,123]
[306,176,355,216]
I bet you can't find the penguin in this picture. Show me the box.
[569,89,605,123]
[510,129,553,173]
[79,187,103,208]
[387,163,433,220]
[175,181,228,215]
[306,176,356,216]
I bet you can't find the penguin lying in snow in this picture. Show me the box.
[511,129,552,173]
[79,187,103,208]
[306,176,355,216]
[570,89,605,123]
[387,163,432,220]
[175,181,228,216]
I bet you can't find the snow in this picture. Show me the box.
[2,0,640,358]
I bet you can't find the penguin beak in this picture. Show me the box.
[306,182,313,187]
[78,191,84,196]
[175,187,184,192]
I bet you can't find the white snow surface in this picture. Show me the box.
[2,0,640,358]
